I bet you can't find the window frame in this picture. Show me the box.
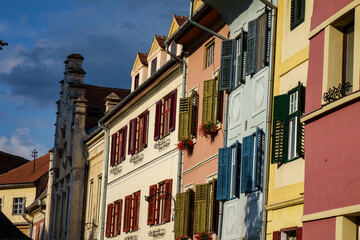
[205,40,215,68]
[129,110,148,155]
[151,58,157,76]
[13,197,24,215]
[134,74,139,90]
[290,0,305,31]
[154,90,177,141]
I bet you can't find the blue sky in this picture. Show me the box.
[0,0,188,159]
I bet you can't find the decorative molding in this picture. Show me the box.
[148,228,166,238]
[110,165,122,175]
[265,197,304,211]
[182,153,218,175]
[302,203,360,222]
[124,236,138,240]
[130,153,144,164]
[154,138,171,151]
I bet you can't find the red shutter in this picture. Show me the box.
[132,191,141,230]
[169,89,177,132]
[154,100,162,141]
[163,179,173,222]
[128,119,137,155]
[296,227,302,240]
[147,184,157,225]
[116,131,121,165]
[273,231,280,240]
[112,201,118,236]
[121,126,127,161]
[142,110,149,148]
[123,195,132,232]
[116,199,123,236]
[105,203,113,237]
[110,133,117,166]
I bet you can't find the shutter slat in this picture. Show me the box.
[128,119,137,155]
[255,128,265,190]
[238,30,247,84]
[123,195,132,232]
[220,39,236,91]
[178,97,190,140]
[147,185,157,225]
[132,192,140,230]
[216,147,231,200]
[246,19,258,75]
[194,184,208,233]
[121,126,127,161]
[116,199,123,236]
[154,100,162,141]
[110,133,117,166]
[241,135,254,193]
[169,89,177,132]
[105,203,113,237]
[202,79,214,123]
[142,110,149,148]
[163,179,173,222]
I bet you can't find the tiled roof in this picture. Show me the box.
[174,15,188,27]
[155,35,167,49]
[0,151,30,175]
[138,52,148,66]
[0,153,50,185]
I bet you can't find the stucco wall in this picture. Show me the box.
[303,217,336,240]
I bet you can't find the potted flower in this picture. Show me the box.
[175,236,189,240]
[194,232,213,240]
[177,136,194,152]
[199,121,218,138]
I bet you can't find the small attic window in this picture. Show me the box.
[171,42,177,55]
[134,74,139,90]
[151,58,157,76]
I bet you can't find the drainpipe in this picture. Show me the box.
[98,122,110,240]
[22,200,33,238]
[81,138,89,239]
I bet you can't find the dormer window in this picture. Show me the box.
[134,74,139,90]
[171,42,177,55]
[151,58,157,76]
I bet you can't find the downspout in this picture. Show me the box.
[81,139,89,238]
[98,122,110,240]
[22,200,33,238]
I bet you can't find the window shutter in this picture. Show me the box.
[216,79,223,123]
[123,195,132,232]
[241,135,254,193]
[271,94,289,163]
[216,147,231,200]
[154,100,162,141]
[207,179,217,232]
[246,18,258,75]
[190,90,198,137]
[202,79,215,123]
[194,184,208,233]
[163,179,173,222]
[147,184,157,225]
[233,141,241,198]
[273,231,280,240]
[263,8,271,67]
[296,227,303,240]
[255,128,265,190]
[142,110,149,148]
[291,0,305,30]
[116,199,123,236]
[178,97,191,140]
[112,201,118,237]
[116,131,121,165]
[132,191,140,230]
[237,30,247,84]
[105,203,113,237]
[110,133,117,166]
[174,189,193,238]
[121,126,127,161]
[220,39,236,91]
[128,118,137,155]
[169,89,177,132]
[297,83,306,158]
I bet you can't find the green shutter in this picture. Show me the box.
[207,179,217,232]
[202,79,215,123]
[179,97,191,140]
[174,189,193,238]
[220,39,236,91]
[271,94,289,163]
[297,83,305,158]
[190,90,198,137]
[194,184,208,233]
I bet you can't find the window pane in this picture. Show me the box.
[288,116,298,159]
[345,25,354,93]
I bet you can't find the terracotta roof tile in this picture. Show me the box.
[155,35,167,49]
[0,153,50,185]
[138,52,148,66]
[174,15,188,27]
[0,151,30,175]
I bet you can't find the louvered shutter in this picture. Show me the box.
[216,80,223,123]
[163,179,173,222]
[291,0,305,30]
[297,83,306,158]
[237,30,247,84]
[120,126,127,161]
[202,79,214,123]
[178,97,190,140]
[216,147,231,200]
[115,132,121,165]
[220,39,236,91]
[116,199,123,236]
[110,133,117,166]
[246,19,258,75]
[142,110,149,148]
[271,94,289,163]
[296,227,303,240]
[233,141,241,197]
[255,128,265,190]
[170,89,177,132]
[194,184,208,233]
[273,231,280,240]
[123,195,132,232]
[174,189,193,238]
[241,135,254,193]
[154,100,162,141]
[112,201,119,236]
[207,179,217,232]
[128,118,137,155]
[147,184,157,225]
[105,203,113,237]
[132,191,140,230]
[190,91,198,136]
[263,8,271,67]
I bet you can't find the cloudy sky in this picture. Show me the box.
[0,0,188,159]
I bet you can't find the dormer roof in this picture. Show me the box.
[131,52,148,72]
[148,35,167,57]
[168,15,188,37]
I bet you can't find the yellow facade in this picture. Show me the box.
[266,0,313,238]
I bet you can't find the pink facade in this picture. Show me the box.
[303,218,336,240]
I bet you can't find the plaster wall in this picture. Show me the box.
[303,217,336,240]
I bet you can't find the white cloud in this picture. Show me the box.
[0,128,47,159]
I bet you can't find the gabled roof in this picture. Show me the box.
[131,52,148,73]
[0,151,30,175]
[148,35,167,57]
[168,15,188,37]
[0,211,31,240]
[0,153,50,185]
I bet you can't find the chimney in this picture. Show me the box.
[63,53,86,84]
[104,92,121,113]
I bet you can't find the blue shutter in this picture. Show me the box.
[255,128,265,190]
[232,141,241,198]
[246,19,258,75]
[237,30,247,84]
[220,39,236,91]
[241,135,254,193]
[216,147,231,200]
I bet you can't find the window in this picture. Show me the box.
[123,191,141,232]
[272,83,305,163]
[343,24,354,93]
[205,41,214,68]
[246,10,271,75]
[95,175,102,224]
[202,77,223,124]
[134,74,139,90]
[171,42,177,55]
[110,125,127,166]
[13,197,24,215]
[154,90,177,140]
[151,58,157,76]
[105,199,123,238]
[87,179,94,224]
[128,111,149,154]
[147,179,173,225]
[178,90,198,141]
[174,189,194,238]
[290,0,305,30]
[273,227,302,240]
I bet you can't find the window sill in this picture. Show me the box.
[301,90,360,124]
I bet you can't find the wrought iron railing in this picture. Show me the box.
[323,82,352,104]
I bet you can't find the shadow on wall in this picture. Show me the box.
[244,192,262,240]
